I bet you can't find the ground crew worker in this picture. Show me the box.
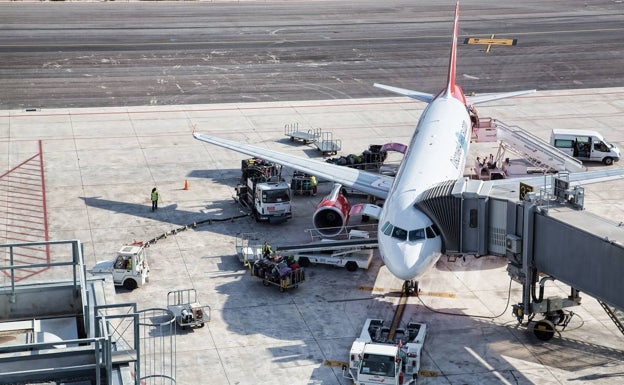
[262,241,272,259]
[151,187,159,211]
[310,175,318,195]
[126,258,132,271]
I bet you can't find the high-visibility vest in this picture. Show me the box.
[151,191,158,202]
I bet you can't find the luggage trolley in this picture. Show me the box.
[250,257,305,292]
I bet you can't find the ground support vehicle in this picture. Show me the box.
[325,144,389,171]
[343,319,427,385]
[167,289,211,330]
[315,131,342,155]
[235,158,292,223]
[235,232,264,265]
[277,230,376,272]
[550,128,620,165]
[250,257,305,292]
[290,171,314,196]
[90,242,150,290]
[284,122,321,144]
[235,230,377,271]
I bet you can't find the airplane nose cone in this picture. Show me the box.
[378,229,442,282]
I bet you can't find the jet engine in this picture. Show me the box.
[312,183,350,238]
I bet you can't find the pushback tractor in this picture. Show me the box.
[343,318,427,385]
[90,242,150,290]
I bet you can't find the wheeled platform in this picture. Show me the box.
[284,123,321,144]
[250,257,305,292]
[167,289,211,330]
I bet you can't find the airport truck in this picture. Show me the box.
[343,318,427,385]
[90,242,150,290]
[235,158,292,224]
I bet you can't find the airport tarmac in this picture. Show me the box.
[1,88,624,384]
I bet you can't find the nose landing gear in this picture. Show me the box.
[403,280,419,296]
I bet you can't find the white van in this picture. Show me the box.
[550,129,620,165]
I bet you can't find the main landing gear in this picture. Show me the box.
[403,280,419,296]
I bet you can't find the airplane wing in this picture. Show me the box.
[193,132,393,199]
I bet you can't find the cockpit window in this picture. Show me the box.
[409,228,425,241]
[382,221,393,236]
[392,226,408,240]
[383,221,440,242]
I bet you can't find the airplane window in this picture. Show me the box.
[409,228,425,241]
[382,222,393,236]
[426,227,436,239]
[392,226,407,240]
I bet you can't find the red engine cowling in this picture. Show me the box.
[312,183,350,238]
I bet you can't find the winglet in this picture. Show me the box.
[444,1,465,103]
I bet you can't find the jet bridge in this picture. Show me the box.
[416,176,624,340]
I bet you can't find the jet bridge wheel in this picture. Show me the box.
[533,319,556,341]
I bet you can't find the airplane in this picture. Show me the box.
[193,2,623,294]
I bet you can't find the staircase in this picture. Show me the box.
[598,301,624,337]
[493,119,585,173]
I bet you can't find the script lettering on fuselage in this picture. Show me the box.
[450,121,469,169]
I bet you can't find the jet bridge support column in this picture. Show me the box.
[520,194,536,322]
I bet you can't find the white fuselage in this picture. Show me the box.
[377,94,471,281]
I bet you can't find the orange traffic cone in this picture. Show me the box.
[183,179,189,190]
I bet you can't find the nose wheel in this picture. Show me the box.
[403,280,419,296]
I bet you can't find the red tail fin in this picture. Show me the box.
[444,1,466,103]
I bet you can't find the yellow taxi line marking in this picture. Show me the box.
[464,34,517,52]
[419,369,440,377]
[422,291,457,298]
[324,360,348,367]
